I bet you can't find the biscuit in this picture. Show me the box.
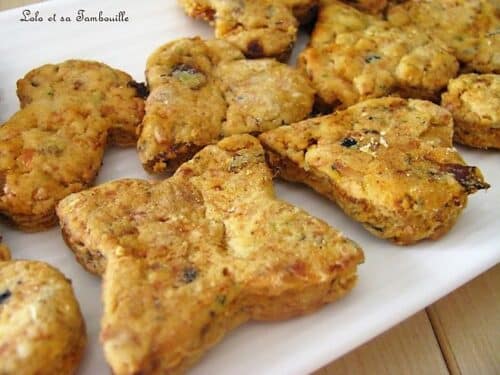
[259,97,490,245]
[0,98,108,230]
[0,258,86,374]
[178,0,318,60]
[1,60,145,231]
[0,235,9,261]
[340,0,388,14]
[16,60,146,146]
[442,74,500,149]
[387,0,500,73]
[300,1,459,110]
[138,37,315,174]
[309,0,382,47]
[57,134,364,374]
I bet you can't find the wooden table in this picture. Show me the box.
[1,1,498,374]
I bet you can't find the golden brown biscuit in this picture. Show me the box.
[341,0,388,14]
[300,1,459,110]
[260,98,489,245]
[0,235,9,261]
[0,259,86,374]
[57,135,363,374]
[215,59,315,134]
[442,74,500,149]
[387,0,500,73]
[138,37,315,174]
[309,0,383,48]
[17,60,146,146]
[178,0,318,60]
[0,98,108,231]
[1,60,145,231]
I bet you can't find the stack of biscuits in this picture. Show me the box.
[0,0,497,374]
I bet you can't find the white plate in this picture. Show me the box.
[1,1,499,374]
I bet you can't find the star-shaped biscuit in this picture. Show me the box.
[1,60,145,231]
[0,247,86,374]
[300,1,459,110]
[178,0,318,60]
[57,134,363,374]
[139,37,315,173]
[259,97,490,244]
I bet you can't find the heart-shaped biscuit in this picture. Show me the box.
[260,97,490,244]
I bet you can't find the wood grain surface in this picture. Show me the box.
[428,265,500,375]
[1,1,498,374]
[316,312,448,375]
[318,265,499,375]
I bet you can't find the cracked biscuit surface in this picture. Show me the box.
[178,0,318,60]
[17,60,145,146]
[138,37,314,174]
[0,249,86,375]
[341,0,388,14]
[442,73,500,149]
[300,1,459,110]
[1,61,145,231]
[57,135,363,375]
[260,97,489,245]
[387,0,500,73]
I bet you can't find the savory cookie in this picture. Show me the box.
[178,0,318,60]
[340,0,388,14]
[138,37,315,174]
[442,74,500,149]
[299,1,459,110]
[16,60,146,146]
[0,235,9,261]
[259,98,490,245]
[387,0,500,73]
[1,60,145,231]
[57,135,363,374]
[0,256,86,374]
[308,0,383,47]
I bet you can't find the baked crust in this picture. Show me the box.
[442,73,500,149]
[1,60,145,231]
[57,134,363,374]
[17,60,145,147]
[341,0,388,14]
[0,235,9,261]
[260,97,490,244]
[387,0,500,73]
[178,0,318,59]
[300,1,458,110]
[0,259,86,375]
[138,37,315,174]
[0,98,108,231]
